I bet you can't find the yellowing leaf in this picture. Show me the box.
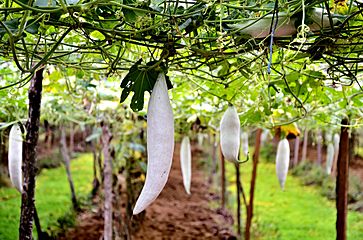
[278,123,300,138]
[90,30,105,41]
[133,151,142,159]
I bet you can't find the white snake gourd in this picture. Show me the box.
[180,136,191,194]
[197,133,204,146]
[241,132,249,157]
[8,124,23,193]
[133,73,174,215]
[333,133,340,153]
[326,143,334,175]
[220,105,240,163]
[275,139,290,190]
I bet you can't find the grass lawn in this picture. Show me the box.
[0,153,93,240]
[357,147,363,158]
[226,157,363,240]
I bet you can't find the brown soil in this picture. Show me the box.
[58,144,236,240]
[57,211,104,240]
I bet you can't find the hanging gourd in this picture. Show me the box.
[241,132,249,157]
[8,124,23,193]
[180,136,191,194]
[133,73,174,215]
[220,105,240,163]
[276,138,290,190]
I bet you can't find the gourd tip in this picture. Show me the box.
[132,206,143,215]
[132,201,145,215]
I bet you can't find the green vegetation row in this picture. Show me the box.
[225,156,363,239]
[0,153,93,240]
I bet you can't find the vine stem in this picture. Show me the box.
[267,0,279,75]
[0,73,33,90]
[0,20,25,72]
[31,27,72,72]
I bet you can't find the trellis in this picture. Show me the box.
[0,0,362,89]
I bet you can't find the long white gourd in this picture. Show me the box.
[260,129,269,146]
[227,9,338,38]
[309,8,339,32]
[180,136,191,194]
[241,132,249,156]
[333,133,340,153]
[220,105,240,163]
[133,73,174,215]
[197,133,204,146]
[325,132,332,145]
[276,139,290,190]
[8,124,23,193]
[326,143,334,175]
[332,133,340,172]
[228,14,297,38]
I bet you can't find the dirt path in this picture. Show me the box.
[132,144,236,240]
[58,144,236,240]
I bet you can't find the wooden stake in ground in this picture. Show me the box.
[90,141,100,198]
[336,118,349,240]
[60,125,79,211]
[301,129,308,162]
[293,137,300,167]
[316,129,322,166]
[101,123,113,240]
[69,123,75,155]
[219,144,226,208]
[33,206,46,239]
[209,133,218,184]
[44,120,52,150]
[245,128,262,240]
[19,68,44,240]
[235,163,241,236]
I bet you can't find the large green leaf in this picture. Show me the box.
[0,19,19,38]
[121,0,150,22]
[120,59,172,111]
[25,19,40,34]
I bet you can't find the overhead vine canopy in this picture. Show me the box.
[0,0,362,70]
[0,0,362,121]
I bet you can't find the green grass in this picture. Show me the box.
[357,147,363,158]
[226,157,363,240]
[0,153,93,240]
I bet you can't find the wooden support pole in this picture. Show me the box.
[19,68,44,240]
[245,129,262,240]
[336,118,349,240]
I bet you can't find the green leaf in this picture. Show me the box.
[120,59,172,112]
[0,19,19,38]
[240,108,262,124]
[218,60,230,77]
[123,9,138,22]
[138,161,147,172]
[286,72,300,82]
[25,19,40,34]
[129,142,146,152]
[90,30,105,41]
[122,0,147,22]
